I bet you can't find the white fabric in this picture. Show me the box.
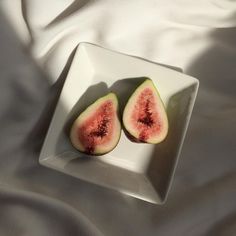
[2,0,236,82]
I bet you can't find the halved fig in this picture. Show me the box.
[70,93,121,155]
[123,78,168,144]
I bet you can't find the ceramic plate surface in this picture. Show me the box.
[39,43,199,203]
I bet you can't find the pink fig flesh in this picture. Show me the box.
[123,79,168,144]
[70,93,121,155]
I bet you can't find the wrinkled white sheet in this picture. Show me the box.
[0,1,236,235]
[2,0,236,82]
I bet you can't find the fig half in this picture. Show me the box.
[70,93,121,155]
[123,78,168,144]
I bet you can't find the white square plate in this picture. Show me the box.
[39,43,199,204]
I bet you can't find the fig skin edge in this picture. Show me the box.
[122,78,169,144]
[70,93,121,156]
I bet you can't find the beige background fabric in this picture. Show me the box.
[0,1,236,235]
